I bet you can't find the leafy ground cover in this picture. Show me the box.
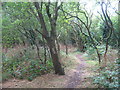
[1,46,97,88]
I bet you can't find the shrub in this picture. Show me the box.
[86,45,107,61]
[86,47,97,60]
[93,59,119,88]
[2,47,53,81]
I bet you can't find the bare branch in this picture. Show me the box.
[97,11,105,22]
[45,2,51,19]
[72,21,89,37]
[54,2,63,21]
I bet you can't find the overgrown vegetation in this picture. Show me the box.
[2,47,53,81]
[86,49,119,88]
[1,0,120,88]
[93,59,119,88]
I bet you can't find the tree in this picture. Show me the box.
[61,2,101,64]
[33,2,65,75]
[2,2,65,75]
[98,0,119,66]
[99,1,113,66]
[69,21,86,52]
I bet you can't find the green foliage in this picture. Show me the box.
[96,45,106,55]
[86,45,106,60]
[93,60,119,88]
[2,2,41,48]
[86,47,97,60]
[100,16,119,49]
[2,16,22,48]
[110,16,119,48]
[2,1,119,84]
[2,47,53,81]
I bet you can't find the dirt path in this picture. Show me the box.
[2,54,96,88]
[65,54,86,88]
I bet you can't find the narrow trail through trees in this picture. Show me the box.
[65,54,86,88]
[2,53,95,88]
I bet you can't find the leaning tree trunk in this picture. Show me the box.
[47,39,65,75]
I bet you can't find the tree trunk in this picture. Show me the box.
[118,1,120,58]
[43,38,47,64]
[65,42,68,55]
[33,2,65,75]
[64,40,68,55]
[103,41,108,67]
[47,39,65,75]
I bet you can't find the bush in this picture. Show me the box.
[86,47,97,60]
[2,47,53,81]
[93,60,119,88]
[86,45,107,61]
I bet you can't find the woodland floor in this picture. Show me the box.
[2,45,96,88]
[2,51,98,88]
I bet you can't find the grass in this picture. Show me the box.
[60,51,81,70]
[86,60,99,66]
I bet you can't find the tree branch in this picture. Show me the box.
[34,2,49,38]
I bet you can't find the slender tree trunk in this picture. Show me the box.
[118,1,120,58]
[64,40,68,55]
[43,38,47,64]
[87,28,101,64]
[103,41,108,67]
[35,43,43,62]
[47,46,51,59]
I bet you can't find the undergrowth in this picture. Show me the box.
[85,46,119,88]
[93,59,119,88]
[2,47,53,81]
[88,49,119,88]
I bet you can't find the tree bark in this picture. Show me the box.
[64,40,68,55]
[35,43,42,62]
[47,39,65,75]
[56,39,60,57]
